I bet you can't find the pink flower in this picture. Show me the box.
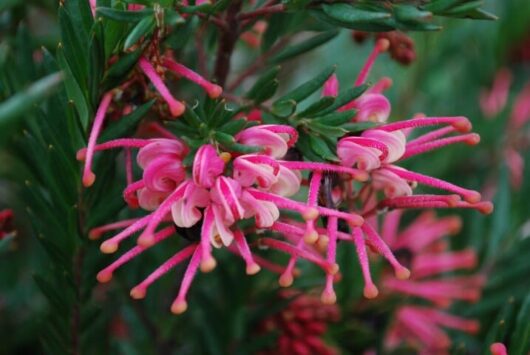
[170,183,209,227]
[0,209,14,240]
[193,144,226,188]
[480,68,512,118]
[490,343,508,355]
[381,211,483,353]
[236,124,298,158]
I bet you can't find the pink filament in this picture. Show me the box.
[82,92,113,187]
[100,214,152,253]
[401,133,480,160]
[249,190,364,226]
[89,217,143,240]
[279,161,368,182]
[138,182,188,246]
[322,216,338,303]
[172,245,202,312]
[233,229,259,273]
[361,222,409,279]
[412,249,477,279]
[97,226,175,282]
[385,166,481,203]
[163,57,223,99]
[138,57,185,117]
[123,180,145,208]
[131,243,197,300]
[378,116,472,133]
[259,238,334,273]
[406,126,455,147]
[352,227,378,298]
[77,138,151,160]
[355,39,388,86]
[200,206,215,266]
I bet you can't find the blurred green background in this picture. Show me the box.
[1,0,529,354]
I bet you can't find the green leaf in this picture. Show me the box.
[103,48,142,90]
[268,30,338,64]
[296,96,335,117]
[312,110,356,126]
[0,72,63,134]
[274,65,335,104]
[394,5,432,22]
[317,84,368,115]
[271,100,297,118]
[219,119,248,136]
[250,79,279,104]
[309,135,338,161]
[296,133,323,162]
[423,0,463,13]
[309,122,347,138]
[57,45,91,128]
[59,6,89,88]
[246,65,281,100]
[321,3,391,27]
[96,7,154,22]
[124,15,156,50]
[341,121,379,133]
[510,294,530,355]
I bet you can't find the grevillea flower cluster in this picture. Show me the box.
[381,211,483,353]
[0,209,14,240]
[258,291,339,355]
[79,34,492,317]
[480,68,530,190]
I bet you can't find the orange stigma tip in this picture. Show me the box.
[246,263,261,275]
[321,291,337,305]
[130,287,146,300]
[396,267,411,280]
[208,85,223,99]
[465,191,482,204]
[478,201,494,215]
[292,268,301,277]
[170,103,186,117]
[447,194,462,206]
[467,133,481,145]
[171,301,188,315]
[83,172,96,187]
[364,285,379,299]
[453,118,472,132]
[96,271,112,283]
[278,273,293,287]
[355,171,369,182]
[219,152,232,163]
[329,263,340,275]
[377,38,390,52]
[316,235,329,252]
[352,215,364,226]
[200,257,217,273]
[88,231,101,240]
[76,150,86,161]
[100,241,118,254]
[137,235,155,247]
[302,207,319,221]
[304,230,319,244]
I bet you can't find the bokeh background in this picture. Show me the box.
[1,0,529,354]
